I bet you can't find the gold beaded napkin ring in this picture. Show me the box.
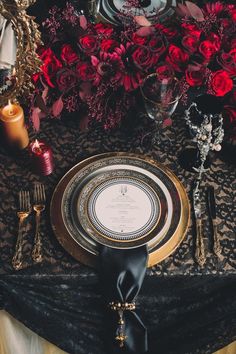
[109,301,136,348]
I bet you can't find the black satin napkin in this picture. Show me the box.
[99,245,148,354]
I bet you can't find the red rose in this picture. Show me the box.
[100,39,119,52]
[156,64,174,80]
[149,35,167,55]
[77,62,96,81]
[218,49,236,77]
[38,47,54,60]
[208,33,221,51]
[56,68,78,91]
[78,35,98,54]
[166,45,189,72]
[132,33,147,45]
[182,35,199,54]
[41,53,62,88]
[132,46,156,71]
[61,44,79,65]
[211,70,233,96]
[185,68,206,87]
[181,23,201,39]
[155,24,177,39]
[199,40,217,61]
[94,23,113,36]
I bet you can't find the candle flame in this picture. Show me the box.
[8,100,14,115]
[34,139,40,149]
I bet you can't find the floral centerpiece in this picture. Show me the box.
[31,1,236,140]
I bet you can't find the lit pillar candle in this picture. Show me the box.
[0,100,29,149]
[29,139,54,176]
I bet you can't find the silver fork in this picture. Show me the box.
[32,183,46,263]
[12,191,31,270]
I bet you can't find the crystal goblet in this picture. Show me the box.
[140,73,181,145]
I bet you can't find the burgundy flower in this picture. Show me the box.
[208,33,221,51]
[78,35,98,54]
[61,44,79,65]
[149,35,167,56]
[156,64,174,80]
[132,45,156,71]
[94,23,114,36]
[39,48,62,88]
[132,33,147,45]
[218,49,236,77]
[91,52,123,85]
[166,45,189,72]
[56,68,77,91]
[204,1,224,16]
[155,24,177,39]
[76,62,96,81]
[185,68,206,87]
[182,35,199,54]
[100,39,119,52]
[115,44,143,91]
[199,40,217,61]
[181,23,201,39]
[210,70,233,96]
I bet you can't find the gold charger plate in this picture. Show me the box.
[50,152,190,268]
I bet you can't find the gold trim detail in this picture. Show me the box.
[50,152,190,268]
[0,0,42,106]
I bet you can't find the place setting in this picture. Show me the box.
[0,1,235,354]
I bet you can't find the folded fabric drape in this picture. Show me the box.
[0,310,67,354]
[99,245,148,354]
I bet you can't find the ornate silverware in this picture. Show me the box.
[193,186,206,267]
[12,190,31,270]
[207,186,221,257]
[32,183,45,263]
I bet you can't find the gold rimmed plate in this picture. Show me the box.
[50,152,190,268]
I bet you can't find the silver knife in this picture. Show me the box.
[207,186,221,257]
[193,187,206,267]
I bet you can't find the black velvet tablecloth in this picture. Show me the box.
[0,114,235,353]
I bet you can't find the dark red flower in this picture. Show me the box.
[132,33,147,45]
[100,39,119,52]
[204,1,224,16]
[94,23,114,36]
[155,24,177,39]
[76,62,96,81]
[78,35,98,54]
[210,70,233,96]
[132,45,156,71]
[114,44,143,91]
[208,33,221,51]
[149,35,167,56]
[182,35,199,54]
[40,50,62,88]
[199,40,217,61]
[61,44,79,65]
[218,48,236,77]
[91,52,123,85]
[181,23,201,39]
[166,45,189,72]
[185,68,206,87]
[156,64,174,80]
[56,68,77,91]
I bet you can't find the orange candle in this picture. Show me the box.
[0,100,29,149]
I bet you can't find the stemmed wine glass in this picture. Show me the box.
[140,73,181,145]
